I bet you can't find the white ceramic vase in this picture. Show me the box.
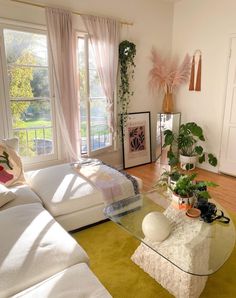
[179,154,198,170]
[172,191,195,210]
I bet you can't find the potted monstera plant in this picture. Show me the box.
[163,122,218,170]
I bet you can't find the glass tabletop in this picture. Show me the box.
[104,190,236,276]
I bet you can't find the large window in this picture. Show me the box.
[78,35,113,155]
[0,26,57,163]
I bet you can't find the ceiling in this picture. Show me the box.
[162,0,182,3]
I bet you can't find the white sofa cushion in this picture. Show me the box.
[26,163,104,217]
[0,184,16,208]
[0,203,89,297]
[0,184,42,210]
[13,263,112,298]
[55,203,106,231]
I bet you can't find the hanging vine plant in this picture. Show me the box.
[118,40,136,134]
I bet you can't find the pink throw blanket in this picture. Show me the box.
[72,161,136,204]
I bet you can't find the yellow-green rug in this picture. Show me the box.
[72,214,236,298]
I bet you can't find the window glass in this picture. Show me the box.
[4,29,48,66]
[78,36,112,154]
[3,29,55,159]
[8,67,50,98]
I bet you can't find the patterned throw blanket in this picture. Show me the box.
[71,159,139,204]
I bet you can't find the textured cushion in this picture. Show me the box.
[0,184,42,210]
[0,184,16,208]
[26,163,104,217]
[13,263,112,298]
[1,137,19,151]
[0,140,25,187]
[0,203,89,297]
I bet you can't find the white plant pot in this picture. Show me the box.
[168,177,177,188]
[179,154,198,170]
[142,212,171,242]
[172,192,195,210]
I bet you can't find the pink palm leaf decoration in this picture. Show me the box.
[171,54,191,92]
[149,49,171,93]
[149,48,191,94]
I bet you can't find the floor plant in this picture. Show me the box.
[163,122,218,170]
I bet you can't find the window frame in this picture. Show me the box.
[77,32,116,157]
[0,21,59,166]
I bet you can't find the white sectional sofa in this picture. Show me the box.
[0,161,141,297]
[0,168,113,297]
[26,163,142,231]
[26,163,106,231]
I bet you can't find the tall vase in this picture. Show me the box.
[162,92,174,113]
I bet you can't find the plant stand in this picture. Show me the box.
[132,243,208,298]
[156,112,181,160]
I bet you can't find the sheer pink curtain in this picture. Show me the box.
[45,7,80,160]
[81,15,120,133]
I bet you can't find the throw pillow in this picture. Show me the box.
[0,184,16,208]
[1,137,19,152]
[0,140,25,187]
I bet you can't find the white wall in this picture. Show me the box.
[0,0,174,168]
[172,0,236,172]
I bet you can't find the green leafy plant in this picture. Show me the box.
[174,173,197,197]
[153,167,182,189]
[154,169,218,199]
[173,173,218,199]
[163,122,218,168]
[118,40,136,133]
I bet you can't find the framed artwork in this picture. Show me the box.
[122,112,152,169]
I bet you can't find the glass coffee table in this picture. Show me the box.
[104,190,235,297]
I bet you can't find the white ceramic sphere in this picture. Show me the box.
[142,211,171,242]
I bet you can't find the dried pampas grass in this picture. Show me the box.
[149,49,191,94]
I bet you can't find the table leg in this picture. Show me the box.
[131,243,208,298]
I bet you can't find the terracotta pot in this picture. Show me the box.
[179,154,198,170]
[162,92,174,113]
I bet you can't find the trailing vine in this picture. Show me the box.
[118,40,136,134]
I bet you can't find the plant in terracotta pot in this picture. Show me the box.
[170,173,217,210]
[154,170,218,210]
[164,122,218,170]
[149,49,191,113]
[172,173,197,209]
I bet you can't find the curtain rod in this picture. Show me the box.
[10,0,133,26]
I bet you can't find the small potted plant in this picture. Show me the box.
[163,122,218,170]
[171,173,197,209]
[154,170,217,210]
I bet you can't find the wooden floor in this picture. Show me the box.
[127,161,236,212]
